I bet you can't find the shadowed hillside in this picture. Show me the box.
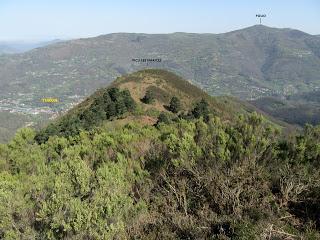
[251,90,320,126]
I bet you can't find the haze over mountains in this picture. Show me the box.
[0,39,63,55]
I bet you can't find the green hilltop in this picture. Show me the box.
[35,69,291,143]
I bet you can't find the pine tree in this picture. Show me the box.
[168,96,181,113]
[156,112,170,125]
[141,90,155,104]
[192,98,209,119]
[108,87,120,101]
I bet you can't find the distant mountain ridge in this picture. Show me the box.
[0,25,319,105]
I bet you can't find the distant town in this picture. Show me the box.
[0,93,84,119]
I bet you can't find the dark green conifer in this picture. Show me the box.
[168,96,181,113]
[141,90,155,104]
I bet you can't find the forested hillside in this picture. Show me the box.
[0,70,319,239]
[251,90,320,126]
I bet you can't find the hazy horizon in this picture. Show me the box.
[0,0,319,41]
[1,24,319,43]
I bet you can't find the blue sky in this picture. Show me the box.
[0,0,319,41]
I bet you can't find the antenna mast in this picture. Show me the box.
[256,14,266,25]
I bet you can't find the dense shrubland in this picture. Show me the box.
[0,88,320,239]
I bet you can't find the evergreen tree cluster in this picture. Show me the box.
[35,87,135,144]
[157,98,210,126]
